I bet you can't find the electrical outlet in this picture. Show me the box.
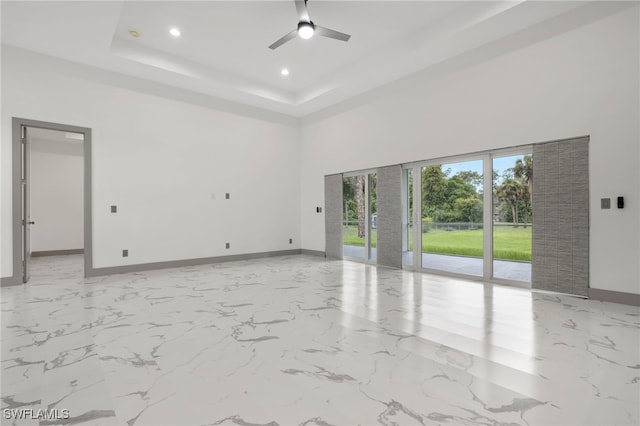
[601,198,611,209]
[225,242,230,249]
[111,205,117,213]
[225,193,230,199]
[122,249,128,257]
[289,238,293,244]
[316,207,322,213]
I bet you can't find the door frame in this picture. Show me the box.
[402,145,533,287]
[342,169,377,264]
[6,117,93,285]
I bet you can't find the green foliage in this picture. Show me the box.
[343,174,377,227]
[453,197,482,223]
[421,166,449,219]
[455,170,483,189]
[421,165,483,223]
[513,155,533,193]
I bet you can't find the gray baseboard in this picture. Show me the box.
[32,249,84,257]
[300,249,326,257]
[1,276,22,287]
[589,288,640,306]
[86,249,305,278]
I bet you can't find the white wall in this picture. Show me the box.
[300,7,640,295]
[30,137,84,252]
[1,47,300,274]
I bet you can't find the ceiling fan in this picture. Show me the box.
[269,0,351,50]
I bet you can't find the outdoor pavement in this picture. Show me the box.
[342,245,531,283]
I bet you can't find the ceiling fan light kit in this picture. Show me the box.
[269,0,350,50]
[297,21,315,39]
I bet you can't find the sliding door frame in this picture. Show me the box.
[342,169,377,265]
[402,145,533,287]
[489,146,534,288]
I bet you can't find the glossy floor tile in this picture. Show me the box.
[1,255,639,425]
[344,245,531,282]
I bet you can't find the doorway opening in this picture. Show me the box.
[10,118,92,284]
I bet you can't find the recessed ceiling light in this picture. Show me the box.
[169,28,181,37]
[281,68,290,76]
[129,30,140,38]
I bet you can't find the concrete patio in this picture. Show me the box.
[343,245,531,283]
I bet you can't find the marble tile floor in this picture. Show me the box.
[1,254,639,426]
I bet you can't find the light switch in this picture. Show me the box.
[601,198,610,209]
[225,193,230,200]
[111,205,117,213]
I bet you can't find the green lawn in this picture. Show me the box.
[343,224,531,261]
[490,226,532,261]
[342,225,371,247]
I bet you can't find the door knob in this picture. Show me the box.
[28,221,35,225]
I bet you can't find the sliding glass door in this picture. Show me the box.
[402,169,414,267]
[343,172,377,262]
[403,149,532,285]
[492,154,532,282]
[420,159,484,277]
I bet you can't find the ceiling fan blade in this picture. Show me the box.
[268,29,298,50]
[315,26,351,42]
[294,0,310,22]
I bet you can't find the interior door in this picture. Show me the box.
[21,126,32,283]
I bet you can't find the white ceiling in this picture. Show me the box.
[0,1,622,117]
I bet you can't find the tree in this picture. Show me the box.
[355,175,366,238]
[519,184,531,228]
[421,166,448,220]
[512,155,533,227]
[454,197,482,223]
[496,179,524,227]
[513,155,533,196]
[420,166,484,223]
[447,175,478,204]
[343,177,354,224]
[369,174,377,217]
[455,170,483,192]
